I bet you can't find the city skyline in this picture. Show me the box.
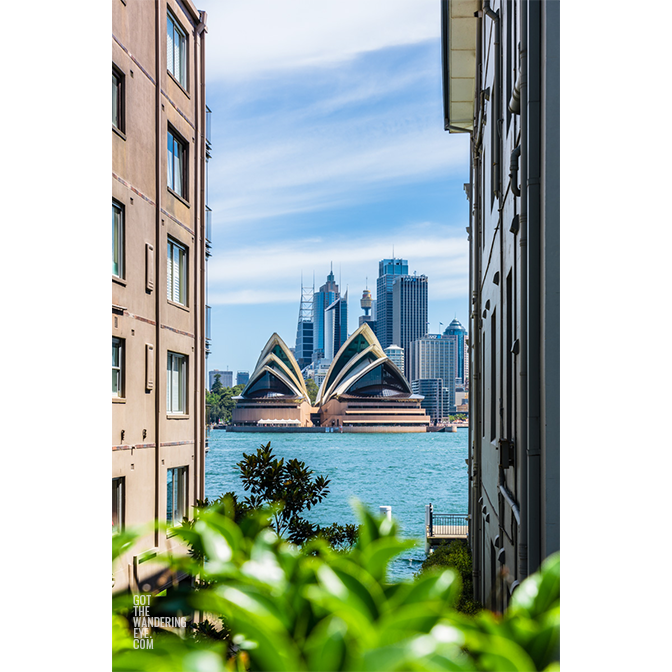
[209,257,469,375]
[201,0,471,375]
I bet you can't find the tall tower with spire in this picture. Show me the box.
[358,287,377,335]
[312,265,340,362]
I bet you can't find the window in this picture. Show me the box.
[112,201,124,278]
[113,338,124,397]
[112,478,125,533]
[167,351,186,414]
[112,67,124,131]
[167,10,187,88]
[167,127,187,199]
[167,237,187,305]
[167,466,188,525]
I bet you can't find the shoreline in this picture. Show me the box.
[215,424,469,433]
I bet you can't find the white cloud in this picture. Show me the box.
[202,0,441,79]
[208,109,469,225]
[208,225,469,305]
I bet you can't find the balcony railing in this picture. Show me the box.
[426,504,468,538]
[205,206,212,257]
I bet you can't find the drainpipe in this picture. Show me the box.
[469,9,483,603]
[524,0,543,578]
[195,12,207,503]
[510,145,521,197]
[153,0,163,552]
[518,0,529,584]
[509,68,522,115]
[484,1,501,198]
[471,140,482,602]
[518,0,543,581]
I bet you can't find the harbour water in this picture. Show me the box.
[205,429,469,581]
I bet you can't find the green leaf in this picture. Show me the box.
[508,553,559,620]
[112,528,140,562]
[461,631,538,672]
[359,537,417,583]
[390,570,461,611]
[303,615,349,671]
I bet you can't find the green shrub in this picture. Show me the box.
[419,540,482,615]
[113,503,559,671]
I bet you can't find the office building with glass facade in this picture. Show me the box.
[408,334,458,417]
[392,274,428,378]
[375,258,408,349]
[444,318,468,384]
[312,268,340,361]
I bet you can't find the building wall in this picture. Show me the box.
[112,0,208,593]
[441,0,559,610]
[232,401,314,427]
[320,397,430,431]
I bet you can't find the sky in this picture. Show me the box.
[200,0,472,376]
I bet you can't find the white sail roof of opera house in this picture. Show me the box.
[237,333,310,403]
[317,323,415,406]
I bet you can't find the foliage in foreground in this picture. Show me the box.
[419,539,483,615]
[113,503,559,671]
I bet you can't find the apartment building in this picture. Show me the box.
[112,0,210,593]
[441,0,559,610]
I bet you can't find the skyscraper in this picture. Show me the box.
[411,379,444,423]
[209,369,233,389]
[444,318,468,383]
[392,274,428,378]
[294,280,314,370]
[313,266,340,361]
[324,292,348,360]
[408,334,458,415]
[384,344,405,372]
[375,258,408,349]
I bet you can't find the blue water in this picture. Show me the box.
[205,430,468,581]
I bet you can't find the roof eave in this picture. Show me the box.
[441,0,479,134]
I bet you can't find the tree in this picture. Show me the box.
[236,442,357,547]
[189,443,357,550]
[305,377,319,404]
[206,383,247,425]
[211,373,223,394]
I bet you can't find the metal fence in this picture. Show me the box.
[428,511,468,537]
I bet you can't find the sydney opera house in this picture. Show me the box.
[231,324,430,432]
